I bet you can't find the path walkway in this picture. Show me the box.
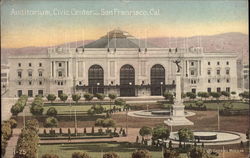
[4,128,21,158]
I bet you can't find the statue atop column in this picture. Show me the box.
[173,60,182,73]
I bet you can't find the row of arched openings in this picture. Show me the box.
[88,64,165,96]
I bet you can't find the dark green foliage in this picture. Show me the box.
[30,96,44,116]
[114,98,126,106]
[47,107,58,116]
[188,147,210,158]
[44,117,58,129]
[239,91,249,99]
[163,149,179,158]
[132,149,152,158]
[209,92,221,100]
[72,94,82,103]
[163,92,174,103]
[103,152,119,158]
[152,125,170,141]
[72,152,91,158]
[178,128,193,144]
[11,104,22,116]
[96,93,106,100]
[7,119,17,128]
[108,93,117,100]
[10,95,28,116]
[139,126,152,138]
[83,93,93,101]
[87,105,104,116]
[47,94,57,103]
[41,154,60,158]
[186,92,196,100]
[221,91,230,97]
[59,93,68,103]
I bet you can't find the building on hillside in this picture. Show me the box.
[243,64,249,90]
[8,30,239,98]
[1,64,9,95]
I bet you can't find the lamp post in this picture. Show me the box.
[160,82,163,96]
[74,109,77,136]
[126,109,128,136]
[129,82,132,96]
[69,94,72,120]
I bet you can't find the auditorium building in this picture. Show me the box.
[8,30,238,97]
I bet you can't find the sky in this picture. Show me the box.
[1,0,248,48]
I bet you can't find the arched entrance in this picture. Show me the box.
[151,64,165,95]
[88,64,104,94]
[120,64,135,96]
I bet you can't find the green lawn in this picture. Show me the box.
[38,142,187,158]
[43,105,120,115]
[185,102,249,110]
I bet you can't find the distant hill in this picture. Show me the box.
[1,32,248,64]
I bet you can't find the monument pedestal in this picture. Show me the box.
[165,72,194,126]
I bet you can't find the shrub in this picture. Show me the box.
[41,154,60,158]
[47,107,58,116]
[164,149,179,158]
[72,94,81,103]
[59,93,68,103]
[103,152,120,158]
[7,119,17,128]
[163,92,174,102]
[11,104,22,116]
[47,94,57,104]
[186,92,196,100]
[132,149,151,158]
[139,126,152,138]
[108,93,117,100]
[83,93,93,101]
[114,99,126,106]
[1,137,7,156]
[30,105,44,115]
[72,152,91,158]
[96,93,106,100]
[102,118,116,128]
[188,147,210,158]
[152,125,170,141]
[44,117,58,129]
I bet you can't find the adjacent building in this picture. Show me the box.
[8,30,239,97]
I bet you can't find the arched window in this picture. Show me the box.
[88,65,104,94]
[120,64,135,96]
[151,64,165,96]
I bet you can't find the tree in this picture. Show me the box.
[102,118,116,129]
[46,94,56,104]
[197,92,209,100]
[72,94,82,104]
[72,152,91,158]
[11,104,22,116]
[152,125,170,143]
[30,105,44,116]
[96,93,106,100]
[44,117,58,130]
[139,126,152,139]
[59,93,68,103]
[95,118,104,127]
[41,154,60,158]
[188,147,211,158]
[239,91,249,100]
[7,119,17,128]
[108,93,117,112]
[103,152,120,158]
[114,98,126,106]
[163,149,179,158]
[221,91,230,99]
[178,128,193,148]
[132,149,152,158]
[186,92,196,100]
[46,107,58,117]
[195,101,204,109]
[163,92,174,103]
[209,92,221,101]
[83,93,93,101]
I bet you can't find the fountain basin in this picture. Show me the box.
[194,132,217,140]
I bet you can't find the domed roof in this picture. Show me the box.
[79,29,157,48]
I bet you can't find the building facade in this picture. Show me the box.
[8,30,239,97]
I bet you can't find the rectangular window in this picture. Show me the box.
[39,63,42,67]
[217,79,220,83]
[208,62,210,65]
[18,63,21,67]
[217,62,220,65]
[191,70,195,75]
[28,71,32,77]
[217,70,220,75]
[226,79,230,83]
[191,88,196,94]
[58,71,62,77]
[208,79,211,83]
[39,72,43,77]
[17,90,22,97]
[217,87,221,93]
[29,81,32,85]
[38,90,43,96]
[226,61,229,65]
[58,90,63,97]
[18,72,22,78]
[28,90,33,97]
[191,62,194,66]
[207,70,211,75]
[226,87,230,92]
[18,81,21,85]
[39,81,42,85]
[59,63,62,67]
[29,63,32,67]
[207,88,211,93]
[226,69,230,75]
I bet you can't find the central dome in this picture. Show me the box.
[79,29,158,48]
